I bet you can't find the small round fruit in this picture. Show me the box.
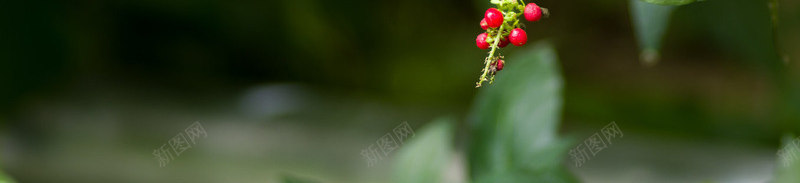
[480,18,489,30]
[484,8,504,28]
[497,37,510,48]
[509,28,527,46]
[476,33,490,49]
[496,60,505,71]
[524,3,542,22]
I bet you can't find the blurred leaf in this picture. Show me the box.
[468,41,577,182]
[0,169,15,183]
[392,118,454,183]
[640,0,696,6]
[473,167,577,183]
[631,0,676,66]
[771,135,800,183]
[281,174,320,183]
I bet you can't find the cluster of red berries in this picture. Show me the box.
[474,1,547,87]
[475,3,542,50]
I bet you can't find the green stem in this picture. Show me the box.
[476,24,507,88]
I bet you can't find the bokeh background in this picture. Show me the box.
[1,0,799,182]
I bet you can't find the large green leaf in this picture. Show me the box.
[0,169,15,183]
[640,0,697,6]
[281,175,320,183]
[631,0,676,66]
[472,165,577,183]
[467,41,577,182]
[392,118,454,183]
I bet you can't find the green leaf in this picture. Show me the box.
[640,0,697,6]
[631,0,676,66]
[0,170,15,183]
[771,135,800,183]
[392,118,454,183]
[281,174,320,183]
[468,41,577,182]
[473,167,578,183]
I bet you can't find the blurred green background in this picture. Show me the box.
[1,0,799,182]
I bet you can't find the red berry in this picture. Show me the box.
[484,8,503,28]
[509,28,527,46]
[524,3,542,22]
[496,60,504,71]
[476,33,490,49]
[497,37,510,48]
[480,18,489,30]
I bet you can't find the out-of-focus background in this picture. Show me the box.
[1,0,799,182]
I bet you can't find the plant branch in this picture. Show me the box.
[476,24,507,88]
